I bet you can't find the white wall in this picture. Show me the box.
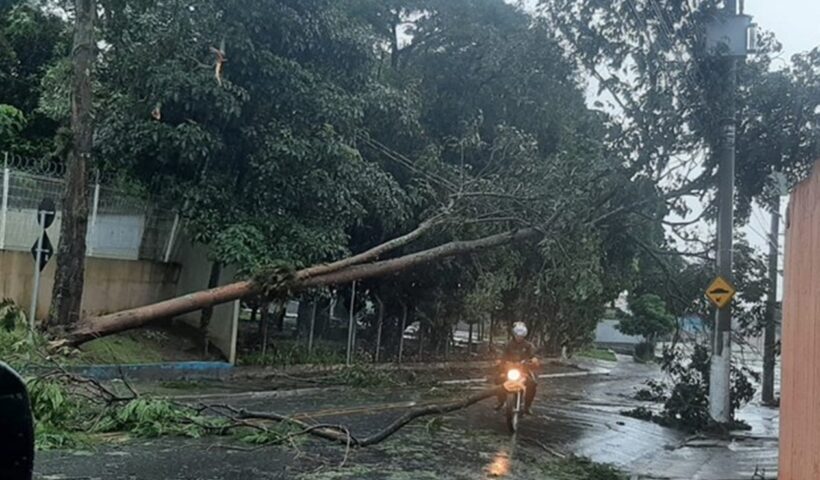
[173,237,239,364]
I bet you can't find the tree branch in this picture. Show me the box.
[296,212,447,280]
[206,385,503,447]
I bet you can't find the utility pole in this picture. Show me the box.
[762,172,787,404]
[705,0,753,423]
[761,194,780,405]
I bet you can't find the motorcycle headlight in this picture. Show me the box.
[507,368,522,382]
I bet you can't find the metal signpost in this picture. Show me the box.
[29,198,56,337]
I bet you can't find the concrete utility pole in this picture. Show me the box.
[761,194,780,405]
[705,0,754,423]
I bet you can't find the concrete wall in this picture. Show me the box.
[780,163,820,479]
[0,249,179,320]
[173,237,239,364]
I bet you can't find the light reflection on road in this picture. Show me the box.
[484,448,511,477]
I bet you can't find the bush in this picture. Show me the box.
[624,344,757,431]
[633,380,665,402]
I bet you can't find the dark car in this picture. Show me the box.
[0,362,34,480]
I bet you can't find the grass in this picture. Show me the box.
[239,340,345,367]
[79,333,165,364]
[577,347,617,362]
[158,380,204,391]
[542,456,627,480]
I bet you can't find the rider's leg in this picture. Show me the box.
[524,377,537,412]
[494,372,506,409]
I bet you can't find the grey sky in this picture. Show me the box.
[740,2,819,286]
[746,0,820,61]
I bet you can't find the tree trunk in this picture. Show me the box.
[249,305,258,351]
[199,261,222,355]
[276,300,285,332]
[307,301,317,355]
[468,321,473,354]
[488,312,495,352]
[46,0,96,330]
[260,302,270,356]
[398,301,407,364]
[60,226,541,346]
[762,194,780,405]
[418,319,424,362]
[374,294,384,363]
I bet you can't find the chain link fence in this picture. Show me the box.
[1,152,180,262]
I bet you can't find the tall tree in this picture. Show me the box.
[47,0,95,329]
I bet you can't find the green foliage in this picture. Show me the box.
[95,399,227,438]
[0,297,25,332]
[626,344,757,431]
[335,365,398,388]
[25,377,90,449]
[235,422,301,446]
[735,48,820,220]
[0,3,67,155]
[36,57,71,122]
[618,294,676,342]
[0,103,25,146]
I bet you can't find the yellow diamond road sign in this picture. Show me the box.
[706,276,736,309]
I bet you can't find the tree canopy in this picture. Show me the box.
[1,0,817,350]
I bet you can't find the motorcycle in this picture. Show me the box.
[501,361,531,433]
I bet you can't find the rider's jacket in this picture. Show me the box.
[501,339,536,363]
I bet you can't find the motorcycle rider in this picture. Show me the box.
[494,321,539,414]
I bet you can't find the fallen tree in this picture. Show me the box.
[60,224,544,346]
[58,173,709,348]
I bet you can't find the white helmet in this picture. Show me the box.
[512,322,528,339]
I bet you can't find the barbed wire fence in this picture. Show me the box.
[1,151,181,262]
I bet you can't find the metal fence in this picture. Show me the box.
[0,152,180,262]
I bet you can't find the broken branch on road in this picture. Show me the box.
[203,385,504,448]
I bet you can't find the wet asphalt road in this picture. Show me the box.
[34,357,780,479]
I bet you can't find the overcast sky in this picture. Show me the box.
[740,1,819,284]
[746,0,820,61]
